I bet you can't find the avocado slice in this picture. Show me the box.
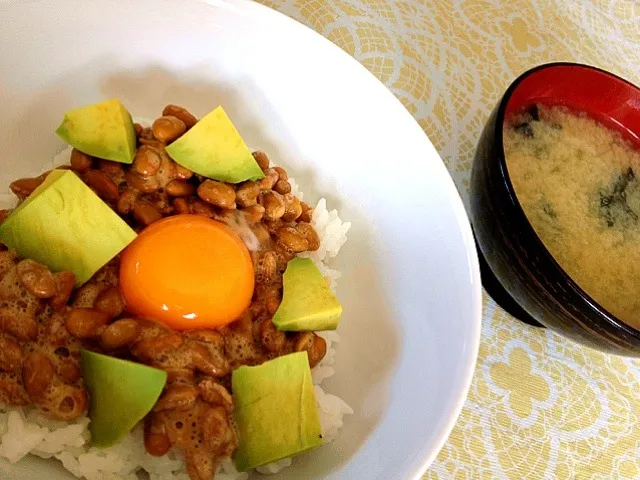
[232,351,322,471]
[0,170,136,285]
[81,349,167,448]
[165,106,264,183]
[272,258,342,331]
[56,98,137,164]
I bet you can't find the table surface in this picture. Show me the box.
[259,0,640,478]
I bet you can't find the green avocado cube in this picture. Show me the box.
[81,349,167,448]
[165,106,264,183]
[273,257,342,331]
[0,170,136,285]
[56,98,137,164]
[232,351,322,471]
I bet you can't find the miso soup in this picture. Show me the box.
[504,104,640,328]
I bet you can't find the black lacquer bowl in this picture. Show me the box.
[471,62,640,356]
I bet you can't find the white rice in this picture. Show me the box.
[0,149,352,479]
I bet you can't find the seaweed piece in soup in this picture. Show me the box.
[514,122,534,138]
[598,167,639,228]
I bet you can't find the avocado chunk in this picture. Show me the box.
[0,170,137,285]
[273,257,342,331]
[165,106,264,183]
[232,351,322,471]
[56,98,137,164]
[81,349,167,448]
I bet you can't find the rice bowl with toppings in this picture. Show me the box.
[0,2,483,478]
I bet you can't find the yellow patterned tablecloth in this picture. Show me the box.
[258,1,640,478]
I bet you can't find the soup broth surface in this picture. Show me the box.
[504,104,640,328]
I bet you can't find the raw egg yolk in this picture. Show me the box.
[119,214,254,330]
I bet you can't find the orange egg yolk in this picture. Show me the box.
[119,214,254,330]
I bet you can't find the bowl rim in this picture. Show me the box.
[494,61,640,340]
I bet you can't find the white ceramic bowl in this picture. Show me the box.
[0,0,482,478]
